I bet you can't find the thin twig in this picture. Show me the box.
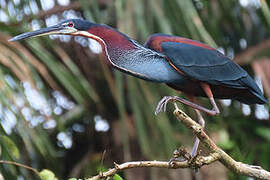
[87,105,270,180]
[0,160,40,176]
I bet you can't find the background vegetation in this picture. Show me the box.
[0,0,269,179]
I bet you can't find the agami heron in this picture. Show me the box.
[10,19,267,156]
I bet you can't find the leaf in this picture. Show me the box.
[217,130,235,150]
[68,178,77,180]
[0,135,19,159]
[39,169,58,180]
[113,174,123,180]
[256,127,270,141]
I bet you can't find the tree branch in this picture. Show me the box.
[87,106,270,180]
[0,160,40,176]
[34,2,81,20]
[87,154,219,180]
[173,107,270,180]
[8,2,81,26]
[234,39,270,65]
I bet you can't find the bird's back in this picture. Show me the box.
[145,34,267,104]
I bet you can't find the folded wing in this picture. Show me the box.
[161,41,267,104]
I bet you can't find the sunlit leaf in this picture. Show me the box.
[256,127,270,141]
[216,130,235,150]
[113,174,123,180]
[39,169,58,180]
[0,135,19,159]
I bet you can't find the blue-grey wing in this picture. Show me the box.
[161,41,266,104]
[161,41,247,85]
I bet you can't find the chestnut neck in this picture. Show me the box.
[88,25,135,51]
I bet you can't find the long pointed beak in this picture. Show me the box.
[9,25,64,42]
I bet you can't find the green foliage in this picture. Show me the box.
[39,169,58,180]
[0,0,269,179]
[256,127,270,141]
[216,129,235,150]
[113,174,123,180]
[0,135,19,159]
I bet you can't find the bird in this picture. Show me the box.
[10,19,267,156]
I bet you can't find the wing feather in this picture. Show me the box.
[161,41,267,104]
[161,41,247,85]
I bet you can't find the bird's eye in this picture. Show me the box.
[67,22,74,27]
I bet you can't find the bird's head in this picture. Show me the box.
[9,19,95,41]
[10,18,137,63]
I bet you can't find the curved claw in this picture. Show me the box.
[168,147,192,167]
[155,95,220,116]
[155,96,166,115]
[155,96,178,115]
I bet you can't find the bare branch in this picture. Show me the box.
[251,58,270,98]
[87,154,219,180]
[173,107,270,180]
[234,39,270,65]
[87,106,270,180]
[0,160,40,176]
[29,2,81,21]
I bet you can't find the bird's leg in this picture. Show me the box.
[185,94,205,157]
[168,147,192,166]
[155,95,219,116]
[191,109,205,157]
[155,83,220,116]
[155,83,219,155]
[200,82,220,115]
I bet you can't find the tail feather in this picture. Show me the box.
[238,76,267,104]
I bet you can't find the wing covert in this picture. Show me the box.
[161,41,248,86]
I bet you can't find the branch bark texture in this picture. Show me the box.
[173,108,270,180]
[87,107,270,180]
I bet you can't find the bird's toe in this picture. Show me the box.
[155,97,168,115]
[155,96,178,115]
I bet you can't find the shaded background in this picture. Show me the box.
[0,0,270,179]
